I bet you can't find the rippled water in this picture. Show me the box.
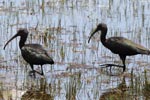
[0,0,150,100]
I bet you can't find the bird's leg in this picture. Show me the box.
[40,65,44,75]
[100,55,126,71]
[29,64,36,77]
[29,64,43,76]
[119,55,126,72]
[29,64,35,73]
[100,64,123,67]
[100,63,123,72]
[32,65,44,75]
[31,65,44,75]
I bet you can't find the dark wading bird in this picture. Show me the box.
[4,29,54,75]
[88,23,150,72]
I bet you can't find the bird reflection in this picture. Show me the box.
[21,78,54,100]
[99,76,128,100]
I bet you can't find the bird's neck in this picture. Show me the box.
[100,29,107,46]
[19,36,27,48]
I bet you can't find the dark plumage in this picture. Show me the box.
[4,29,54,75]
[88,23,150,72]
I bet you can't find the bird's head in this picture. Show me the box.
[3,28,29,50]
[17,28,29,36]
[88,23,107,43]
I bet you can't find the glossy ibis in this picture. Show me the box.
[4,29,54,75]
[88,23,150,72]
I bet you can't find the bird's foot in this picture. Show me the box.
[34,70,44,76]
[29,70,36,78]
[29,70,44,77]
[29,70,35,74]
[100,64,124,72]
[40,72,44,76]
[100,64,123,68]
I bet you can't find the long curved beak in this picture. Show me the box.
[3,33,18,50]
[88,27,98,43]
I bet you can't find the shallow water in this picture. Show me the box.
[0,0,150,100]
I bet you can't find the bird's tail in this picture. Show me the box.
[137,48,150,55]
[49,57,54,64]
[147,50,150,55]
[142,49,150,55]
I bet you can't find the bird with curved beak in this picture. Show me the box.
[4,28,54,76]
[88,23,150,72]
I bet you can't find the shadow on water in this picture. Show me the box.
[142,70,150,100]
[21,78,54,100]
[99,76,128,100]
[99,69,150,100]
[0,76,56,100]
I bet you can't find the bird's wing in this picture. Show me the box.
[24,44,49,55]
[21,44,53,64]
[106,37,150,54]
